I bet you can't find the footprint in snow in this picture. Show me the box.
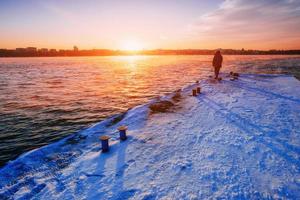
[173,159,193,172]
[128,159,135,164]
[114,189,138,200]
[115,163,130,177]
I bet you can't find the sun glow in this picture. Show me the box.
[120,40,144,51]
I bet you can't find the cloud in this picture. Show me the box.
[38,1,84,26]
[189,0,300,49]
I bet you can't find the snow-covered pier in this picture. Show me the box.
[1,74,300,199]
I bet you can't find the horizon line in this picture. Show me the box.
[1,47,300,51]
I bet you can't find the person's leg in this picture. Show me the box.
[215,67,220,79]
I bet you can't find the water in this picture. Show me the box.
[0,55,299,166]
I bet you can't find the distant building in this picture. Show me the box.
[16,48,26,52]
[49,49,57,53]
[73,46,79,52]
[39,48,48,53]
[26,47,37,52]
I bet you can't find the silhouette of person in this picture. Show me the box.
[212,50,223,79]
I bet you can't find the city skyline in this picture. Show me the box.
[1,0,300,50]
[2,46,300,58]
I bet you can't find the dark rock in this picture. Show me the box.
[149,100,174,113]
[172,92,181,102]
[106,112,127,127]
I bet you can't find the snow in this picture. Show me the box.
[1,74,300,199]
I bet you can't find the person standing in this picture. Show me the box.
[212,50,223,79]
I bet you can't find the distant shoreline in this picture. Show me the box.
[1,49,300,57]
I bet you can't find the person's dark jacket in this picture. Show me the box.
[212,52,223,68]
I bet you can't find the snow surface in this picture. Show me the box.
[1,74,300,199]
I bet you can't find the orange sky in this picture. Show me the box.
[0,0,300,50]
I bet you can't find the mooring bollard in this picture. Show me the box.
[118,126,128,141]
[100,135,110,152]
[196,87,201,94]
[192,89,197,96]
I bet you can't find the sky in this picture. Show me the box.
[0,0,300,50]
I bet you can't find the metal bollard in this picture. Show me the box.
[118,126,128,141]
[196,87,201,94]
[192,89,197,96]
[100,135,110,152]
